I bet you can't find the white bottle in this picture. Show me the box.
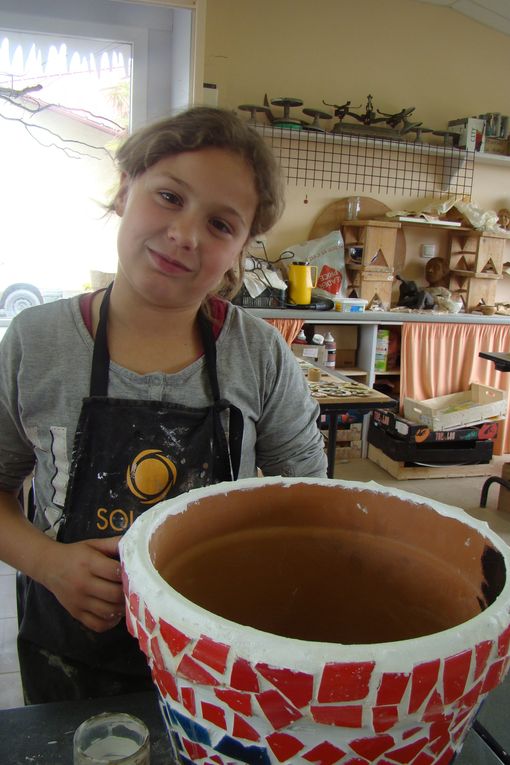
[324,332,336,368]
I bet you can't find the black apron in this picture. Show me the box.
[18,286,243,702]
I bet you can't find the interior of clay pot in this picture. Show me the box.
[149,482,506,644]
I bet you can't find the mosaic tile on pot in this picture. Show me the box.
[159,616,193,656]
[193,635,231,674]
[349,733,395,760]
[266,731,305,762]
[214,688,253,716]
[441,650,472,704]
[232,714,260,743]
[256,688,302,729]
[178,654,221,686]
[202,701,228,730]
[301,740,345,764]
[255,664,314,709]
[407,660,440,714]
[311,704,363,728]
[372,705,399,733]
[318,662,375,703]
[375,673,410,706]
[230,657,260,692]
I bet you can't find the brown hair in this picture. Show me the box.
[110,107,285,303]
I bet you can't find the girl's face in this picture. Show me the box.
[114,147,258,311]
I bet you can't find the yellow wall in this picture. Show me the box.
[204,0,510,299]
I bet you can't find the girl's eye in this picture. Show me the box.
[210,218,233,235]
[159,191,182,205]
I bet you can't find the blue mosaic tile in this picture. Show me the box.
[216,734,272,765]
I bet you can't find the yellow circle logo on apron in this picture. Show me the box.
[126,449,177,504]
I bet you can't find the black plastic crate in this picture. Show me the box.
[232,285,286,308]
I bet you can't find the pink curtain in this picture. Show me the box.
[265,319,304,346]
[401,322,510,454]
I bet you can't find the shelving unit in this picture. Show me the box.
[256,124,475,199]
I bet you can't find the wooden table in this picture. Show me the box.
[298,359,398,477]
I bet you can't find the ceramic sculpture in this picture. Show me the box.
[119,477,510,765]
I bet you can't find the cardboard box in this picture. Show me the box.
[372,408,502,444]
[326,325,358,350]
[291,343,327,365]
[336,349,356,367]
[403,384,507,430]
[484,136,510,156]
[448,117,486,152]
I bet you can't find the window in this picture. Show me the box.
[0,0,204,327]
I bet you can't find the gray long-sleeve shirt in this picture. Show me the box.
[0,296,326,537]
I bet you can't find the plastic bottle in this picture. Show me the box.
[324,332,336,368]
[294,329,307,344]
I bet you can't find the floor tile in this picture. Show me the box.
[0,672,23,709]
[0,575,17,619]
[0,618,19,673]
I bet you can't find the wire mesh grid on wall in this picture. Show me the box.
[258,125,474,200]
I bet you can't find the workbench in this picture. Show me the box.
[299,359,398,477]
[1,673,509,764]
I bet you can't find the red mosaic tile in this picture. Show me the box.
[267,732,304,761]
[318,662,375,703]
[230,657,260,692]
[193,635,230,674]
[428,734,450,756]
[232,714,260,743]
[498,624,510,657]
[422,690,444,722]
[384,737,428,762]
[350,733,395,760]
[402,727,422,740]
[125,608,137,638]
[474,640,493,680]
[311,705,363,728]
[177,654,219,686]
[410,754,435,765]
[302,740,345,765]
[256,689,302,730]
[482,657,506,693]
[159,618,192,656]
[202,701,227,730]
[372,705,399,734]
[182,737,208,760]
[144,606,156,633]
[442,650,472,704]
[376,672,410,705]
[255,663,314,709]
[137,624,150,657]
[210,757,224,765]
[150,636,165,671]
[182,686,196,715]
[457,679,482,709]
[152,666,179,702]
[214,688,252,716]
[408,659,440,714]
[429,719,451,746]
[128,591,140,618]
[433,746,455,765]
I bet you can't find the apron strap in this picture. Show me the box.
[198,310,243,480]
[89,282,113,397]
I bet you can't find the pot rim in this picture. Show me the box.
[120,477,510,673]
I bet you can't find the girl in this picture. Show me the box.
[0,107,327,703]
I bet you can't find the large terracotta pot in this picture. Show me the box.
[119,477,510,765]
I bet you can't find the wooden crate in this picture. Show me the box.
[448,231,506,275]
[368,445,497,480]
[342,219,400,271]
[347,267,394,309]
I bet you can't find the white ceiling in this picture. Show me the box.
[417,0,510,35]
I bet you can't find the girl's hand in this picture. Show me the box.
[41,536,126,633]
